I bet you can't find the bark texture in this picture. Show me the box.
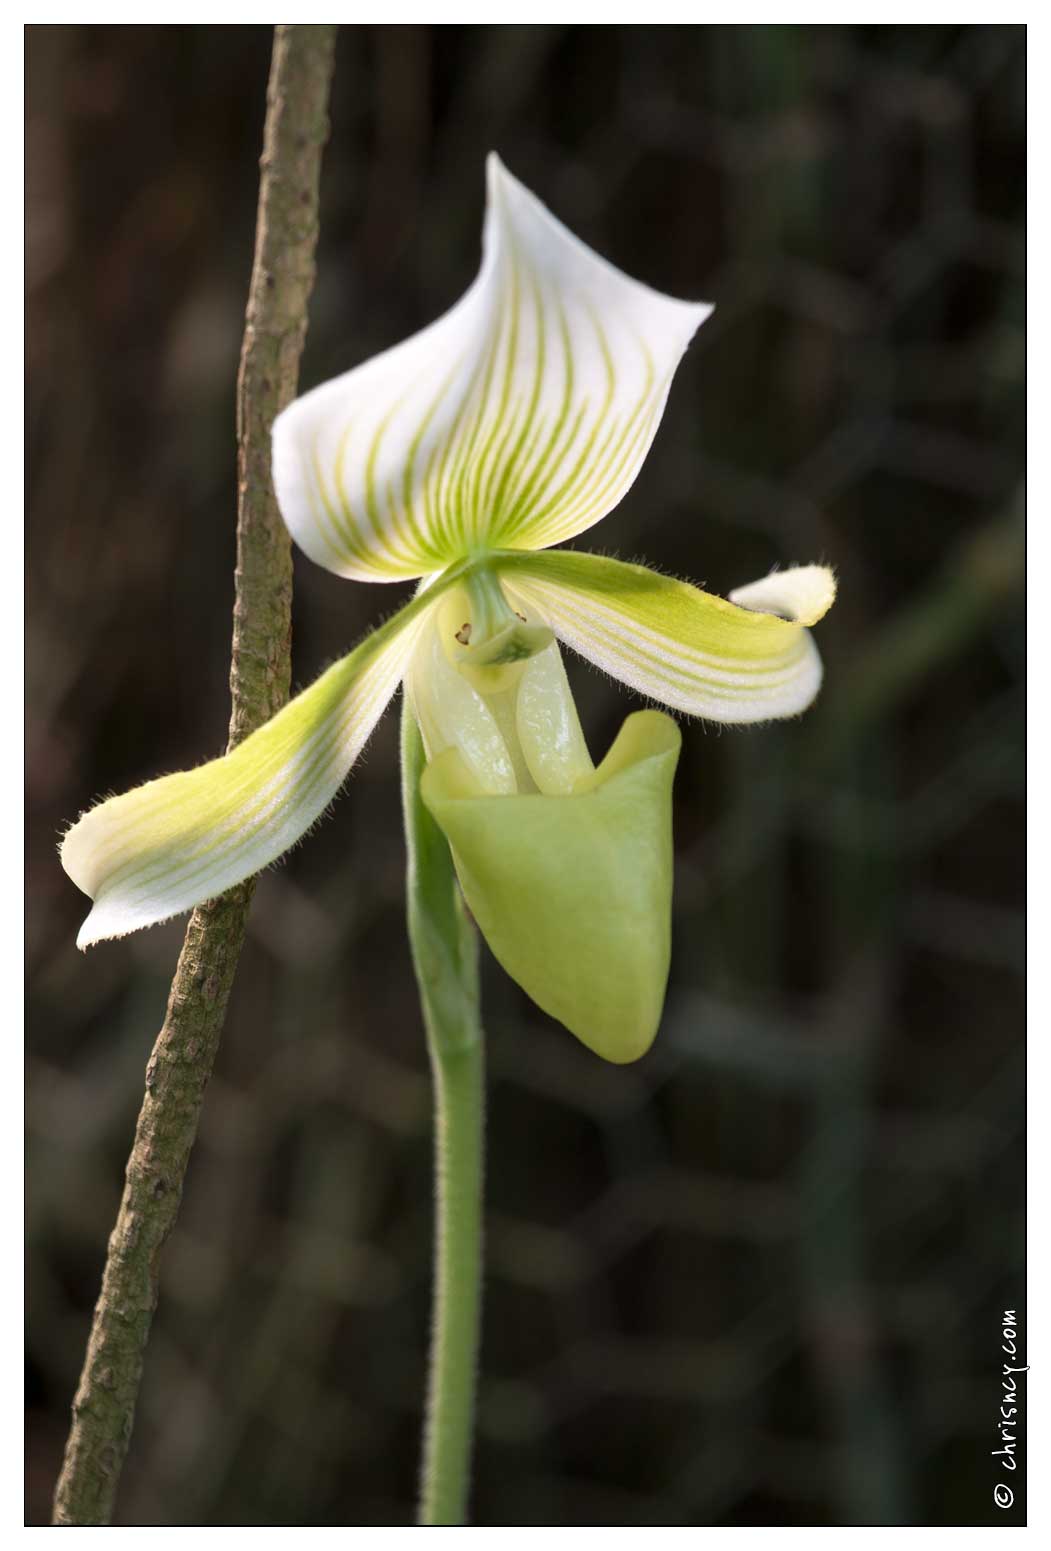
[51,25,337,1527]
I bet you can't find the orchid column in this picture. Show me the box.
[62,156,835,1523]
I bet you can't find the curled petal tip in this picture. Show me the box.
[728,564,837,627]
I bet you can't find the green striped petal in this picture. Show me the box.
[271,154,711,583]
[61,584,451,948]
[495,551,836,724]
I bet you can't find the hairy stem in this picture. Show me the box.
[400,701,485,1527]
[51,24,337,1527]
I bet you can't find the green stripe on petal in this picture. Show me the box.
[494,550,836,725]
[271,155,712,583]
[61,577,461,947]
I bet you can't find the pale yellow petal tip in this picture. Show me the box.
[728,565,837,628]
[59,811,98,898]
[485,148,508,195]
[74,894,185,951]
[75,906,113,952]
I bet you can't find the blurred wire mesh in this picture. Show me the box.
[26,24,1024,1527]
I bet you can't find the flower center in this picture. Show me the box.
[407,568,594,797]
[450,565,554,693]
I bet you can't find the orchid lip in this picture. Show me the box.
[420,708,682,1062]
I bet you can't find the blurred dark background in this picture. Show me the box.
[26,24,1025,1528]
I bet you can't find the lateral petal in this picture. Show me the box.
[496,550,836,724]
[62,586,446,947]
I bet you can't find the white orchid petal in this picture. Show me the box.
[272,154,711,582]
[498,551,836,725]
[62,586,448,947]
[729,565,837,627]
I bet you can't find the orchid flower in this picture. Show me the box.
[61,155,834,1063]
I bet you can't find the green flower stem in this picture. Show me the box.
[400,699,485,1527]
